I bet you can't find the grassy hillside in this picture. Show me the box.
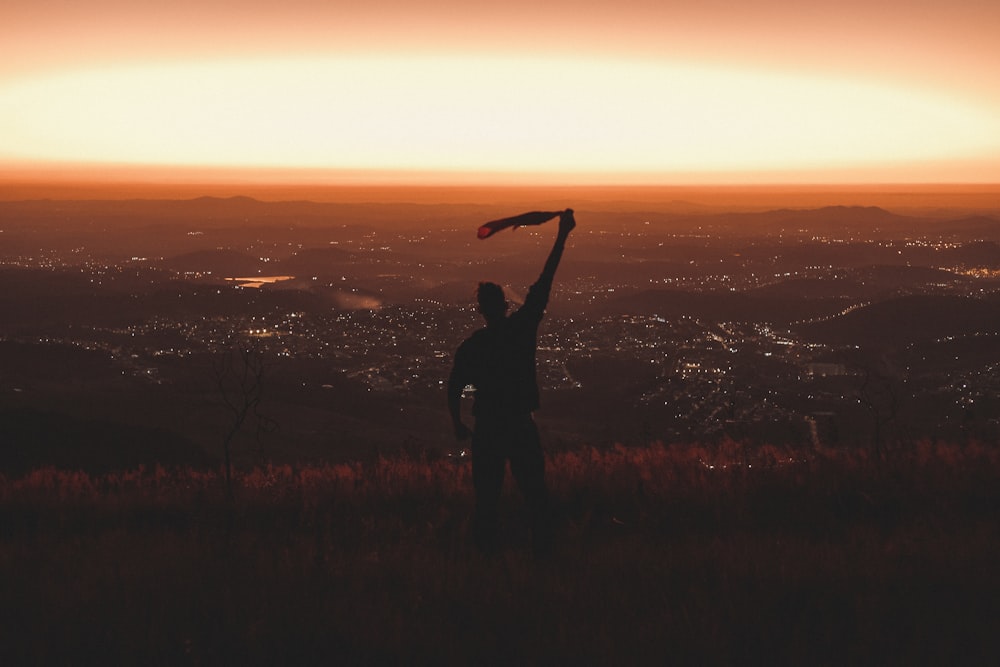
[2,439,999,665]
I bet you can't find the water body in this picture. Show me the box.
[225,275,295,289]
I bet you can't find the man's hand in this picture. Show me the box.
[559,209,576,236]
[453,421,472,441]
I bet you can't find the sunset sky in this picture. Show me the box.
[2,0,999,184]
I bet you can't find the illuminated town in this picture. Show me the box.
[2,197,998,461]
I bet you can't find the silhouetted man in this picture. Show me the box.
[448,209,576,554]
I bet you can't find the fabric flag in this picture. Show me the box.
[477,211,563,240]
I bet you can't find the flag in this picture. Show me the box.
[477,210,562,240]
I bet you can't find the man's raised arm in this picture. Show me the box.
[535,209,576,292]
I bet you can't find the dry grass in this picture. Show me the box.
[2,439,999,665]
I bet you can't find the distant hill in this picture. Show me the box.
[947,216,1000,238]
[763,205,899,227]
[0,409,214,475]
[417,280,480,304]
[594,289,852,324]
[750,277,868,299]
[279,247,355,276]
[0,340,120,385]
[750,266,971,302]
[159,249,264,275]
[946,240,1000,266]
[853,264,969,282]
[3,198,998,241]
[673,206,1000,240]
[795,294,1000,347]
[0,271,336,328]
[693,206,907,236]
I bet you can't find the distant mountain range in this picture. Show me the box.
[3,198,999,238]
[597,205,1000,240]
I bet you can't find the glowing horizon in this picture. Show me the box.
[2,0,999,184]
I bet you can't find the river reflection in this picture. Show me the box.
[225,276,295,288]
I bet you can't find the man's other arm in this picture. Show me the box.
[447,348,472,440]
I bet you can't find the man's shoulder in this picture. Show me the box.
[526,279,550,299]
[468,326,492,340]
[511,280,549,321]
[458,327,491,350]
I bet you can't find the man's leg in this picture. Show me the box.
[471,427,505,554]
[508,417,551,556]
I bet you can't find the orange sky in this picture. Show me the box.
[2,0,999,184]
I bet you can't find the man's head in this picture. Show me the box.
[477,281,508,323]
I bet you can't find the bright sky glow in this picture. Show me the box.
[2,56,995,177]
[2,0,999,183]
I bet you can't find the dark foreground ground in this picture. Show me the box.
[2,440,999,665]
